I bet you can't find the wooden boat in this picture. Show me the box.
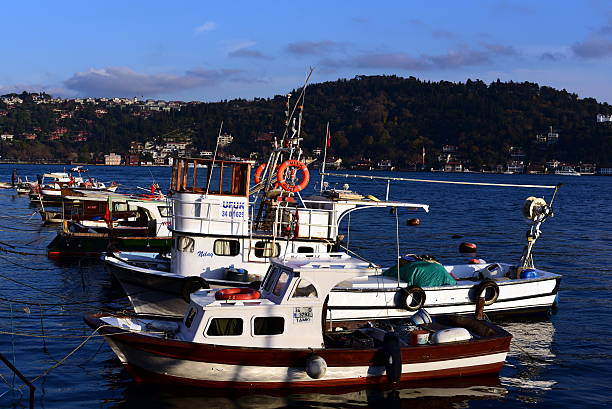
[85,254,512,389]
[46,199,172,258]
[38,192,140,225]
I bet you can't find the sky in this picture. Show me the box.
[2,0,612,103]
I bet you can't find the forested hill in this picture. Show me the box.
[1,75,611,167]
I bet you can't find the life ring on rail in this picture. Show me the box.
[396,285,426,311]
[473,279,499,306]
[254,163,280,188]
[254,163,267,184]
[277,160,310,193]
[215,287,261,301]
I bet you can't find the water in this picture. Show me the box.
[0,164,611,408]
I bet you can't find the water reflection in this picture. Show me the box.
[108,376,507,409]
[499,319,556,396]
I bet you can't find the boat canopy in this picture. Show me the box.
[171,157,254,197]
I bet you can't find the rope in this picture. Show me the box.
[15,326,110,389]
[0,247,46,256]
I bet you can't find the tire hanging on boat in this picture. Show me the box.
[474,279,499,306]
[276,160,310,192]
[181,276,210,303]
[397,285,426,311]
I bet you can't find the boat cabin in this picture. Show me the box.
[167,156,430,285]
[178,253,380,349]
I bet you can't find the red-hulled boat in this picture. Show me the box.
[85,253,512,389]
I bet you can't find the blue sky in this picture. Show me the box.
[2,0,612,103]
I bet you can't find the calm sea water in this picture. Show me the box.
[0,164,610,408]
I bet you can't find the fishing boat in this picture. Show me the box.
[105,155,427,316]
[46,199,172,258]
[38,192,145,225]
[84,253,512,389]
[105,88,428,315]
[106,176,561,319]
[15,177,33,194]
[105,81,563,319]
[554,167,581,176]
[30,172,119,204]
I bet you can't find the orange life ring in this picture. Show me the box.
[277,160,310,192]
[215,287,261,301]
[254,163,267,184]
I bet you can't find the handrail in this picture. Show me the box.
[321,172,558,189]
[0,352,35,409]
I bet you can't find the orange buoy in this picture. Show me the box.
[459,242,477,253]
[407,218,420,226]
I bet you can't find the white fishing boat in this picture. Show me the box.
[31,172,119,203]
[554,166,580,176]
[106,88,428,316]
[105,81,563,319]
[85,253,512,389]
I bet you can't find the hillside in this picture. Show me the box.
[1,75,611,168]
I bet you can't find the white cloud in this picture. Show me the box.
[194,21,217,34]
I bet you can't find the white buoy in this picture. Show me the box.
[306,355,327,379]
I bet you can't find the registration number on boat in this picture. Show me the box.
[293,307,313,323]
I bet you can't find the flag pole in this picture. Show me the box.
[320,122,330,193]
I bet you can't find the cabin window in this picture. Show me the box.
[214,239,240,256]
[253,317,284,335]
[273,271,291,297]
[206,318,243,336]
[262,266,280,292]
[292,278,318,298]
[254,241,280,258]
[184,307,197,328]
[177,236,194,253]
[158,206,171,217]
[297,246,314,254]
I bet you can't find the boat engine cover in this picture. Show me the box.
[431,327,472,344]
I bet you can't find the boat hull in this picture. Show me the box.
[85,314,510,389]
[47,233,171,258]
[106,254,561,319]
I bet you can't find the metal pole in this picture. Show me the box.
[206,121,223,196]
[396,208,400,285]
[386,180,390,200]
[0,353,35,409]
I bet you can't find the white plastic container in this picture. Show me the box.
[431,327,472,344]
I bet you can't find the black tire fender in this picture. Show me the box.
[397,285,426,311]
[248,280,262,290]
[474,279,499,306]
[181,276,209,303]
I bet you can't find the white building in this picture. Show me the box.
[104,152,122,165]
[597,114,612,123]
[218,133,234,147]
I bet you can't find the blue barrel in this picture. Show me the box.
[520,268,538,279]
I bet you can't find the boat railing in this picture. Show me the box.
[264,203,338,240]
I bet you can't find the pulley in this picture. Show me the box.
[522,196,550,222]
